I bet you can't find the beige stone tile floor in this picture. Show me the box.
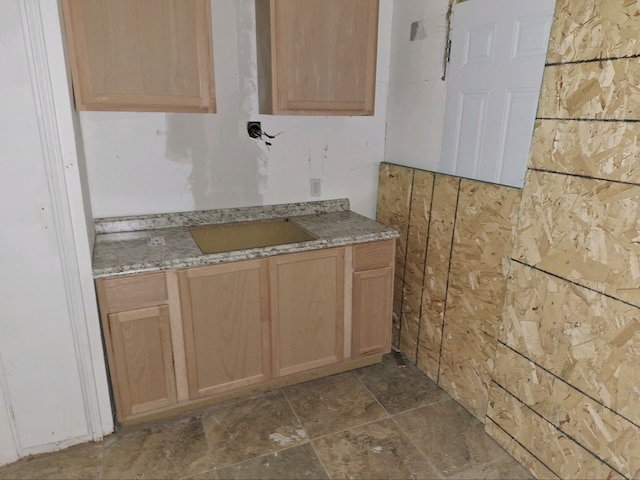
[0,354,532,480]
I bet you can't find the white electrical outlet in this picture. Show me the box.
[310,178,321,197]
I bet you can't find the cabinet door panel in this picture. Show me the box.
[180,260,270,398]
[108,305,177,419]
[257,0,378,115]
[270,248,344,376]
[352,266,392,357]
[62,0,215,112]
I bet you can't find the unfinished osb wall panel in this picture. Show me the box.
[499,262,640,427]
[492,344,640,478]
[377,163,521,417]
[513,170,640,307]
[547,0,640,64]
[487,386,623,480]
[438,180,520,420]
[488,0,640,477]
[538,59,640,119]
[417,175,459,380]
[376,163,413,346]
[485,420,560,480]
[399,170,435,364]
[530,119,640,183]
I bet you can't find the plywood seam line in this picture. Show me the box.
[490,380,630,480]
[537,116,640,123]
[545,53,640,67]
[512,258,640,310]
[497,340,640,430]
[414,176,437,365]
[529,167,640,187]
[436,178,462,385]
[485,417,561,480]
[397,170,416,349]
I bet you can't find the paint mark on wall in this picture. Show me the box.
[410,20,427,41]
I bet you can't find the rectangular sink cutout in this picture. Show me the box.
[189,219,316,254]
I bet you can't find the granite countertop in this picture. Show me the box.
[92,199,399,278]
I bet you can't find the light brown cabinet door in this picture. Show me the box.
[61,0,215,112]
[269,248,345,376]
[256,0,379,115]
[352,267,393,357]
[108,305,177,419]
[179,260,271,399]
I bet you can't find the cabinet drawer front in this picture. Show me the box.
[354,240,394,271]
[100,273,168,313]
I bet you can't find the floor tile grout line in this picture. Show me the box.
[281,387,333,480]
[388,412,445,479]
[352,367,394,418]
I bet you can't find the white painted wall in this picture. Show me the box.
[0,0,112,465]
[385,0,450,171]
[80,0,393,220]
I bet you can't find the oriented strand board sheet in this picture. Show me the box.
[377,163,414,346]
[487,384,624,480]
[538,58,640,120]
[547,0,640,64]
[399,170,435,363]
[499,262,640,426]
[485,420,560,480]
[513,170,640,307]
[493,344,640,478]
[416,174,460,381]
[438,180,521,420]
[530,119,640,183]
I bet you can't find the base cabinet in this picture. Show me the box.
[96,241,393,423]
[178,259,271,398]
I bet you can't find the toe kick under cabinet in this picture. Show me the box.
[95,240,394,423]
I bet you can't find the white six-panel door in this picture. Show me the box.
[440,0,555,187]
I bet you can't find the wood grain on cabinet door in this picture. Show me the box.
[108,305,177,419]
[179,259,271,399]
[257,0,379,115]
[352,266,393,357]
[61,0,215,112]
[269,248,345,377]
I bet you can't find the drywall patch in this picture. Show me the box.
[164,114,204,164]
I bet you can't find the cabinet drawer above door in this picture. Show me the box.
[99,272,168,313]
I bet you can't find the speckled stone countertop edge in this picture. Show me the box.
[94,198,351,234]
[93,231,398,278]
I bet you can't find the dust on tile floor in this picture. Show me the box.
[0,354,532,480]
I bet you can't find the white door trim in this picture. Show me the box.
[18,0,112,450]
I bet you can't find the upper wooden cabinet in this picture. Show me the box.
[255,0,379,116]
[61,0,216,113]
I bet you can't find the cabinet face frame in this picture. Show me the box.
[61,0,216,112]
[256,0,379,116]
